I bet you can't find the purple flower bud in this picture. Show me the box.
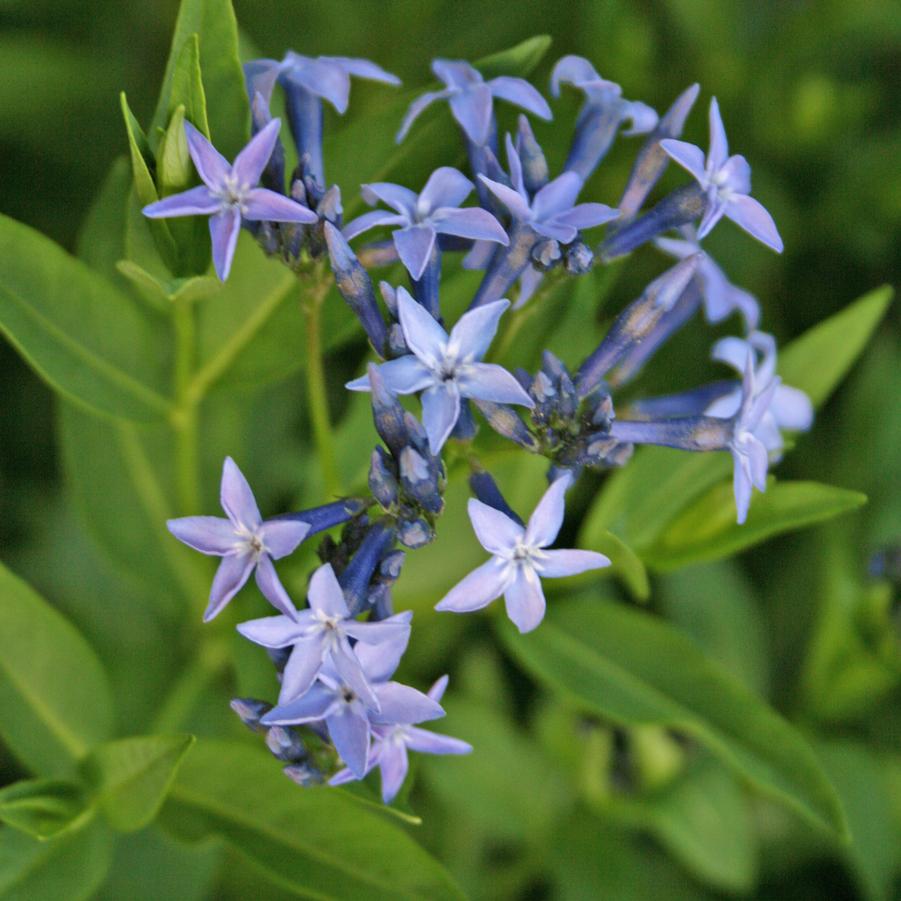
[266,725,307,762]
[379,550,406,583]
[609,415,733,451]
[275,498,367,535]
[283,763,323,787]
[397,517,434,549]
[564,241,594,274]
[469,471,524,526]
[531,238,562,271]
[515,115,549,195]
[369,447,399,510]
[339,522,397,615]
[369,365,409,455]
[230,697,272,731]
[472,399,539,451]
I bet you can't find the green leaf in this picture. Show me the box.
[81,734,195,833]
[160,740,465,900]
[497,595,847,837]
[779,285,893,408]
[644,480,867,570]
[76,156,130,282]
[166,33,210,138]
[0,821,112,901]
[592,529,650,601]
[607,756,757,894]
[0,213,173,422]
[473,35,553,79]
[0,780,91,841]
[0,562,114,775]
[151,0,246,157]
[119,92,157,208]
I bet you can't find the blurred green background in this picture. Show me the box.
[0,1,898,899]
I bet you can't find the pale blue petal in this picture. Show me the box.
[707,98,729,171]
[531,172,583,221]
[393,224,437,280]
[450,84,493,145]
[536,549,610,578]
[236,613,309,648]
[343,210,408,240]
[307,563,350,618]
[447,298,509,361]
[457,362,534,406]
[405,727,472,756]
[208,209,242,281]
[771,385,813,431]
[361,182,418,217]
[259,519,311,559]
[371,682,444,725]
[322,56,400,86]
[371,356,434,395]
[184,121,229,188]
[377,743,409,803]
[204,553,254,622]
[143,186,219,218]
[220,457,262,529]
[330,638,379,711]
[435,557,510,613]
[720,154,751,196]
[263,684,336,725]
[167,516,236,555]
[278,635,328,704]
[421,382,461,453]
[660,139,707,185]
[725,194,783,252]
[242,189,318,223]
[503,566,546,633]
[478,175,531,220]
[418,166,473,214]
[488,76,552,120]
[430,207,508,244]
[467,498,523,554]
[254,554,299,618]
[396,89,451,143]
[232,118,281,185]
[397,287,448,367]
[524,475,571,547]
[327,707,371,778]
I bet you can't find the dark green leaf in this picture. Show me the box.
[644,480,867,570]
[0,562,114,775]
[0,213,173,421]
[497,595,847,837]
[82,734,196,833]
[160,740,465,900]
[151,0,246,157]
[779,285,893,408]
[0,821,112,901]
[0,780,90,841]
[76,156,130,282]
[119,93,157,208]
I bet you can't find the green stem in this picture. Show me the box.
[172,298,200,513]
[301,274,341,498]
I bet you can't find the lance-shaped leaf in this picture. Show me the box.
[81,734,195,833]
[0,779,91,840]
[0,562,114,775]
[497,595,848,837]
[644,480,867,571]
[0,213,173,422]
[160,740,465,900]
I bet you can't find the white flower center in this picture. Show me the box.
[215,174,250,212]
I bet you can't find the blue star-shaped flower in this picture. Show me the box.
[397,59,551,146]
[347,288,534,453]
[661,98,783,252]
[343,167,508,280]
[143,119,317,279]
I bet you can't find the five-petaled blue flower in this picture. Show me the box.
[245,52,400,114]
[262,635,444,779]
[347,287,534,453]
[237,562,412,706]
[436,475,610,633]
[167,457,310,622]
[397,59,551,145]
[661,98,783,252]
[143,119,317,279]
[330,674,472,803]
[343,167,509,280]
[480,134,619,243]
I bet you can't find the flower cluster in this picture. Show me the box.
[153,48,812,799]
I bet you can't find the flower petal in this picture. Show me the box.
[393,224,437,281]
[330,638,380,711]
[430,207,508,244]
[720,154,751,196]
[242,188,318,223]
[167,516,236,555]
[513,266,544,309]
[321,56,400,86]
[396,286,448,367]
[418,167,473,214]
[278,634,329,704]
[707,97,729,172]
[458,362,535,406]
[143,186,219,218]
[725,194,783,253]
[371,682,444,726]
[259,519,311,559]
[449,83,493,145]
[468,499,524,554]
[352,629,411,683]
[343,617,412,645]
[184,122,229,188]
[244,59,283,106]
[204,553,254,621]
[620,100,658,135]
[433,60,482,89]
[236,613,309,648]
[364,356,434,395]
[307,563,350,618]
[263,684,336,725]
[503,566,547,633]
[361,182,418,217]
[396,89,451,143]
[548,202,619,231]
[421,382,461,453]
[732,449,753,525]
[447,298,509,361]
[435,556,510,612]
[284,58,350,113]
[537,548,610,578]
[660,139,707,185]
[489,76,552,120]
[478,175,531,220]
[524,475,571,547]
[220,457,262,528]
[377,742,409,803]
[771,385,813,432]
[232,118,281,186]
[405,727,472,756]
[531,172,583,221]
[254,554,299,618]
[208,208,242,281]
[328,707,371,779]
[342,210,408,241]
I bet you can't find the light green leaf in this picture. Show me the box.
[0,780,91,841]
[607,756,757,894]
[779,285,893,408]
[644,480,867,570]
[157,105,193,196]
[0,821,112,901]
[119,92,157,208]
[497,595,847,837]
[151,0,246,157]
[160,740,465,900]
[82,734,195,833]
[592,529,650,601]
[473,35,553,79]
[76,156,130,283]
[167,33,210,137]
[0,213,173,422]
[0,562,114,775]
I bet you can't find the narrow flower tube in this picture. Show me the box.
[472,399,539,451]
[324,222,389,355]
[411,239,442,320]
[600,183,706,261]
[609,282,703,386]
[469,470,524,526]
[368,364,409,456]
[469,222,536,308]
[618,83,700,218]
[576,255,700,396]
[339,522,397,615]
[627,380,737,419]
[516,115,549,195]
[609,415,732,451]
[274,498,367,534]
[283,84,325,187]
